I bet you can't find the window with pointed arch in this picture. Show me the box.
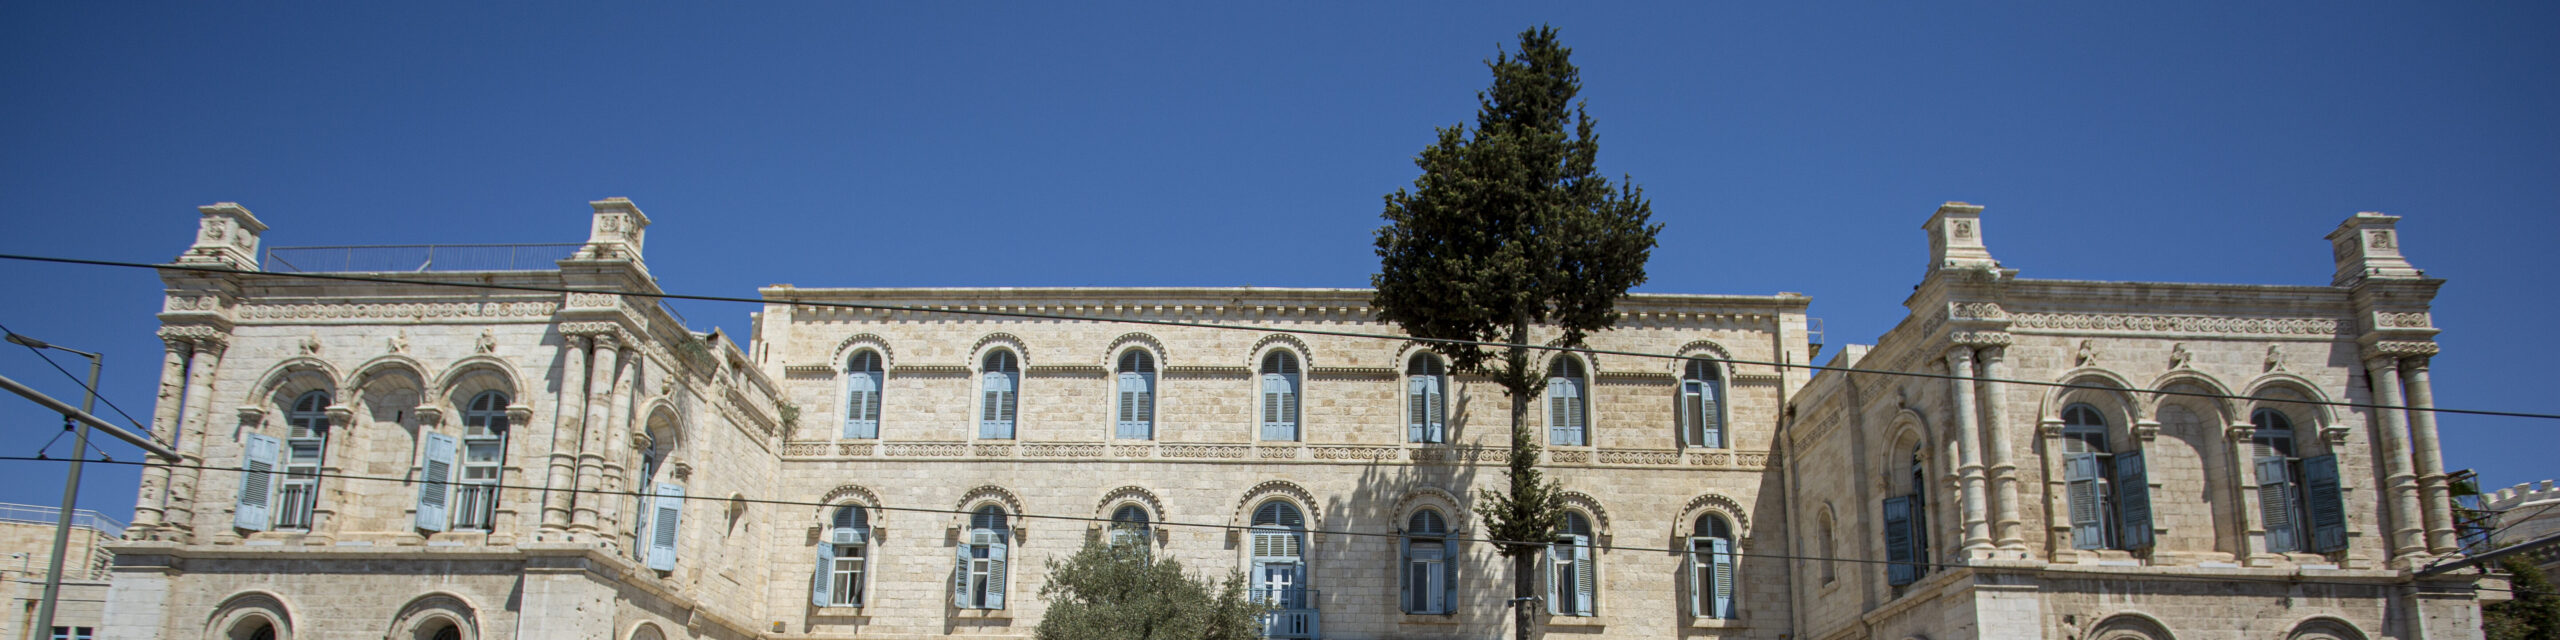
[1689,513,1738,619]
[843,350,883,439]
[1547,511,1597,616]
[1259,352,1302,442]
[1406,354,1448,443]
[1249,501,1313,632]
[1679,358,1726,448]
[630,422,684,571]
[812,505,869,607]
[1109,504,1151,549]
[273,390,331,530]
[979,350,1020,440]
[1547,358,1589,446]
[1116,350,1157,440]
[453,390,510,531]
[1883,446,1931,586]
[2059,403,2156,551]
[2251,407,2347,553]
[957,505,1010,609]
[1401,508,1453,614]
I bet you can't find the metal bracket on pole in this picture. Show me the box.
[0,373,179,461]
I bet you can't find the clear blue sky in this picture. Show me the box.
[2,3,2554,521]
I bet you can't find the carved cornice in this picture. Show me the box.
[1163,365,1251,379]
[889,365,967,377]
[2009,313,2346,337]
[782,365,836,378]
[1949,331,2014,347]
[2373,312,2433,329]
[1594,371,1675,385]
[1025,364,1107,377]
[237,300,559,323]
[157,325,230,348]
[2368,341,2440,358]
[1308,366,1395,380]
[1948,302,2008,321]
[1732,372,1783,386]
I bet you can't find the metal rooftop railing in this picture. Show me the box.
[0,502,125,539]
[264,243,582,273]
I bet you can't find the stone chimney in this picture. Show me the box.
[2326,212,2422,286]
[1924,202,1998,274]
[175,202,267,270]
[579,197,651,262]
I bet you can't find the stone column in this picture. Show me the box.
[163,338,224,542]
[594,347,639,546]
[540,334,589,536]
[2365,356,2425,562]
[129,338,192,537]
[1978,345,2024,551]
[2225,422,2279,565]
[2402,357,2458,553]
[569,333,623,536]
[1945,347,1991,552]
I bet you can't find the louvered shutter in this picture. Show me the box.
[1135,372,1154,433]
[1545,541,1566,615]
[1426,376,1445,443]
[646,484,682,571]
[953,541,973,607]
[1883,496,1916,585]
[1261,374,1285,440]
[1679,381,1700,447]
[1688,538,1707,616]
[845,369,879,439]
[1571,535,1595,616]
[1441,536,1458,614]
[1280,374,1298,434]
[2303,454,2348,553]
[2114,450,2153,550]
[1700,380,1722,448]
[1710,537,1735,619]
[811,541,836,606]
[1398,537,1414,613]
[1408,376,1429,443]
[235,434,281,531]
[2256,457,2298,552]
[2066,453,2105,549]
[986,536,1008,608]
[415,432,457,532]
[981,371,1014,439]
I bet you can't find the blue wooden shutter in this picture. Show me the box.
[811,541,836,606]
[1426,376,1445,443]
[2256,457,2298,552]
[1700,379,1723,448]
[2303,454,2348,553]
[1398,536,1414,613]
[986,535,1008,608]
[1710,537,1735,619]
[1135,371,1154,437]
[1571,535,1595,616]
[1549,379,1577,445]
[415,432,457,532]
[1117,371,1151,439]
[1544,541,1566,615]
[1883,495,1917,585]
[1441,535,1457,614]
[845,369,879,439]
[2066,453,2106,549]
[235,434,281,532]
[2114,450,2153,550]
[981,371,1014,439]
[953,541,973,607]
[1687,538,1707,616]
[1408,376,1429,443]
[647,484,682,571]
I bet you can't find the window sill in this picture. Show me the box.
[952,608,1012,620]
[1399,614,1460,625]
[1544,616,1605,628]
[813,605,865,616]
[1687,618,1748,629]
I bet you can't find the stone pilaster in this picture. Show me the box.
[540,334,590,537]
[164,337,225,542]
[1978,345,2024,551]
[569,333,624,537]
[2364,355,2425,563]
[2402,357,2457,554]
[595,349,640,547]
[1945,347,1990,553]
[128,337,192,537]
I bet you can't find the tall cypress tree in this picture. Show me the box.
[1371,25,1660,640]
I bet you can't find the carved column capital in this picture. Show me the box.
[2400,356,2432,374]
[324,405,355,428]
[236,406,267,425]
[2321,426,2352,446]
[2131,420,2162,443]
[1945,346,1977,370]
[411,406,445,427]
[506,404,535,425]
[2037,419,2065,438]
[2225,423,2257,442]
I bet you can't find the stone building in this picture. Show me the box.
[95,198,2483,639]
[0,502,120,640]
[2481,480,2560,577]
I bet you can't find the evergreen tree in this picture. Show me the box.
[2486,558,2560,640]
[1371,25,1660,640]
[1033,539,1268,640]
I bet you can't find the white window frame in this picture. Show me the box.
[1546,512,1596,616]
[278,390,331,531]
[1680,358,1726,448]
[843,350,884,439]
[979,350,1020,440]
[1402,508,1452,614]
[1115,349,1156,440]
[1258,351,1303,442]
[453,390,509,531]
[1547,357,1589,447]
[1406,354,1448,444]
[959,506,1009,609]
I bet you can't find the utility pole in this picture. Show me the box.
[8,333,101,640]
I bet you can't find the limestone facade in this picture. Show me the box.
[2481,480,2560,577]
[94,198,2484,639]
[0,504,118,640]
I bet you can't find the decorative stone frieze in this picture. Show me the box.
[2010,312,2346,336]
[238,300,559,323]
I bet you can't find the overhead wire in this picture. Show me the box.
[1,252,2552,421]
[0,455,2511,595]
[0,319,152,432]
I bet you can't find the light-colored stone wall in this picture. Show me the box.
[0,516,116,640]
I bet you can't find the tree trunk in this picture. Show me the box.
[1509,315,1535,640]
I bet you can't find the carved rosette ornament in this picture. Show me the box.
[2370,341,2440,357]
[1948,331,2013,347]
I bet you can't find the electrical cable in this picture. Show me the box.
[0,455,2509,595]
[1,252,2549,422]
[0,319,152,432]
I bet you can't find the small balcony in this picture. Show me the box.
[1250,588,1320,639]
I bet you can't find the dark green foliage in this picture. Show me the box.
[2487,558,2560,640]
[1370,25,1661,637]
[1033,540,1268,640]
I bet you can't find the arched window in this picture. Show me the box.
[1402,508,1453,614]
[2060,404,2118,550]
[1680,359,1725,448]
[265,390,331,530]
[1110,504,1151,548]
[814,505,869,607]
[2250,407,2351,553]
[1116,350,1156,440]
[632,424,684,571]
[979,350,1020,440]
[1250,501,1313,634]
[843,350,883,439]
[1818,508,1838,584]
[1689,513,1737,619]
[1407,355,1447,443]
[1884,447,1930,586]
[1547,358,1588,446]
[1259,352,1302,442]
[957,506,1010,609]
[1547,511,1596,616]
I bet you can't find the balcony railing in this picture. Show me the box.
[264,243,582,273]
[451,484,498,531]
[0,502,125,539]
[274,483,317,530]
[1250,588,1319,639]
